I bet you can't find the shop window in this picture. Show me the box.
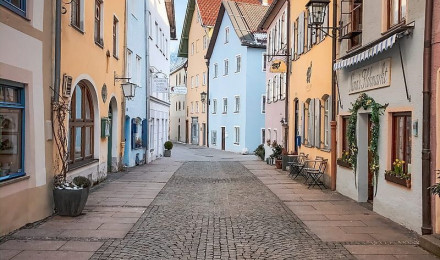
[387,0,406,29]
[69,83,94,167]
[0,82,25,182]
[392,112,412,173]
[0,0,26,17]
[132,118,142,149]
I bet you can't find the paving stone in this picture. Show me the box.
[345,245,430,255]
[0,249,21,260]
[0,240,66,251]
[11,250,93,260]
[59,241,104,252]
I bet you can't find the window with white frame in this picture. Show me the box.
[267,79,272,104]
[262,52,267,71]
[223,98,227,113]
[94,0,103,45]
[272,76,277,102]
[323,96,330,148]
[214,63,218,78]
[224,59,229,75]
[196,75,199,87]
[234,96,240,113]
[203,72,206,85]
[211,130,217,145]
[212,99,217,114]
[261,129,265,145]
[191,102,194,113]
[234,127,240,145]
[71,0,83,30]
[191,76,194,88]
[225,27,229,43]
[261,95,266,113]
[196,39,200,53]
[196,101,199,113]
[267,129,271,144]
[203,35,208,49]
[126,49,133,79]
[202,103,206,113]
[236,55,241,73]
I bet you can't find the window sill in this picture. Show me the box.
[71,24,85,34]
[0,175,29,188]
[95,41,104,49]
[234,111,239,114]
[319,148,331,153]
[0,2,28,20]
[113,55,119,60]
[69,159,99,172]
[382,20,407,35]
[222,112,227,115]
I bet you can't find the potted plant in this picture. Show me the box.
[164,141,173,157]
[337,150,353,169]
[52,100,91,216]
[270,141,283,169]
[429,172,440,196]
[384,159,411,188]
[254,144,265,161]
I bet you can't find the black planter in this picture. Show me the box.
[337,159,353,169]
[53,187,89,217]
[385,173,411,189]
[164,150,171,157]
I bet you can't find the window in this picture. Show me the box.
[113,16,119,58]
[234,127,240,145]
[223,98,227,114]
[267,129,271,144]
[202,103,206,113]
[211,130,217,145]
[0,0,26,16]
[274,129,278,143]
[323,98,330,148]
[267,79,272,104]
[349,0,362,48]
[191,42,194,55]
[214,64,218,78]
[262,52,267,71]
[234,96,240,113]
[191,76,194,88]
[131,118,142,149]
[392,112,412,173]
[191,102,194,113]
[261,129,265,144]
[212,99,217,114]
[94,0,103,45]
[155,22,159,42]
[69,83,94,167]
[203,35,208,49]
[196,101,199,113]
[280,73,286,99]
[225,27,230,43]
[135,55,141,85]
[261,95,266,113]
[203,72,206,85]
[224,59,229,75]
[0,82,25,182]
[387,0,407,29]
[196,40,200,53]
[71,0,81,28]
[126,49,133,79]
[341,117,350,153]
[236,55,241,73]
[272,76,277,102]
[196,75,199,87]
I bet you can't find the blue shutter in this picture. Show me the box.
[142,119,148,147]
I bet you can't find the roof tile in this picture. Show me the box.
[197,0,262,26]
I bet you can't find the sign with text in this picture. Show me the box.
[152,78,169,93]
[270,60,287,73]
[170,85,187,94]
[350,58,391,94]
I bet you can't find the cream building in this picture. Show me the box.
[169,61,187,143]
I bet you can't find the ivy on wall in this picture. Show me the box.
[347,93,388,195]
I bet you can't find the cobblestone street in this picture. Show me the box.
[0,144,437,259]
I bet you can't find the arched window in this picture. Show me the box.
[69,83,94,166]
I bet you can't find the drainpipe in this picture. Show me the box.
[330,0,337,191]
[422,0,433,235]
[53,0,61,102]
[205,58,210,147]
[145,0,151,163]
[120,0,128,167]
[285,0,290,152]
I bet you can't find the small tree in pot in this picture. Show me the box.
[270,141,283,169]
[164,141,173,157]
[52,99,91,216]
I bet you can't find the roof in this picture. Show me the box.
[205,1,269,59]
[258,0,287,30]
[170,59,188,74]
[165,0,177,40]
[178,0,262,57]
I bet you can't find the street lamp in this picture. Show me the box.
[121,82,137,100]
[200,91,207,104]
[306,0,330,27]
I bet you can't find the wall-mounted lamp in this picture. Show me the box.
[114,71,137,99]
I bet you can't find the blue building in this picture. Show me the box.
[206,1,268,153]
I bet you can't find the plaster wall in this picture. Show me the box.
[186,6,209,146]
[335,0,426,233]
[0,0,53,235]
[169,67,187,142]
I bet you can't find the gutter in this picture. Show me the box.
[53,0,61,102]
[144,0,151,163]
[285,0,290,151]
[422,0,433,235]
[330,0,337,191]
[206,58,210,148]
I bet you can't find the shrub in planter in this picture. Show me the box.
[384,159,411,188]
[164,141,173,157]
[254,144,265,160]
[270,141,283,169]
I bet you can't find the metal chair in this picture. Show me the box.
[306,159,328,190]
[288,153,309,179]
[302,156,324,184]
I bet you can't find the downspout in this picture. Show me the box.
[53,0,61,102]
[422,0,433,235]
[330,0,337,191]
[285,0,290,152]
[145,0,151,163]
[121,0,128,167]
[205,58,210,147]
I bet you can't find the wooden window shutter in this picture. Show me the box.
[301,102,305,144]
[142,119,148,147]
[327,95,332,149]
[315,98,321,148]
[310,99,315,146]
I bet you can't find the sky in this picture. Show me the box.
[170,0,189,55]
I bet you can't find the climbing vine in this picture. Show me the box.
[347,93,387,195]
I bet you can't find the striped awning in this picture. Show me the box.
[333,34,397,70]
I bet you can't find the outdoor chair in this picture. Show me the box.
[302,156,324,184]
[288,153,309,179]
[306,159,328,190]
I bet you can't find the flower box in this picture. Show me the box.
[337,159,352,169]
[385,173,411,189]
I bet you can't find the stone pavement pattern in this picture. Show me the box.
[0,144,438,259]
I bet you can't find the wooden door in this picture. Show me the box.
[185,120,189,143]
[368,115,374,202]
[221,127,226,150]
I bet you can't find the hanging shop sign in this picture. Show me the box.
[270,60,287,73]
[152,78,169,93]
[170,85,187,95]
[350,58,391,94]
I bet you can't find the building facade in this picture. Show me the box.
[335,0,425,233]
[288,0,333,184]
[206,1,268,154]
[0,0,54,236]
[169,61,187,143]
[59,0,125,182]
[259,0,288,159]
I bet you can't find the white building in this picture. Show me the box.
[169,61,187,143]
[147,0,176,162]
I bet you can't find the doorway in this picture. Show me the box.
[186,120,189,143]
[294,100,299,152]
[191,117,199,145]
[368,115,374,203]
[221,127,226,150]
[178,124,181,142]
[202,123,206,146]
[107,104,113,172]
